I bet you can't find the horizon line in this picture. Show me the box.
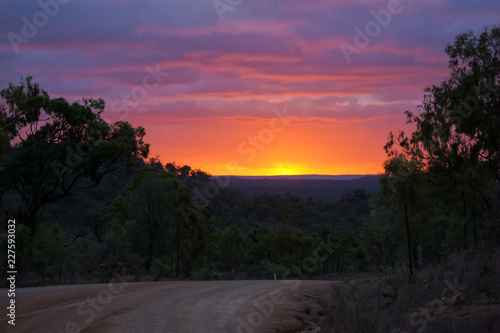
[211,173,381,177]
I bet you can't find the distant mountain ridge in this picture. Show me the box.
[215,174,381,202]
[223,174,372,180]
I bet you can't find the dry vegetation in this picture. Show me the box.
[321,249,500,333]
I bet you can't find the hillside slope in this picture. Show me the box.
[218,175,380,202]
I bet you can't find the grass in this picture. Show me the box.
[320,249,500,333]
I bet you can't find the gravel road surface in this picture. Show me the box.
[1,280,333,333]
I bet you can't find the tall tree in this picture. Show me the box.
[213,225,244,274]
[397,26,499,178]
[109,170,180,271]
[0,76,149,227]
[177,186,208,278]
[380,153,425,280]
[384,26,500,252]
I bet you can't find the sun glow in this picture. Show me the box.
[213,163,334,177]
[257,164,309,176]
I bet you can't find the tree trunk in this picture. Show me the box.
[170,228,174,277]
[176,238,180,279]
[412,221,419,270]
[404,203,414,280]
[462,190,467,251]
[472,192,477,250]
[27,205,41,230]
[147,227,153,271]
[175,218,181,279]
[0,180,14,220]
[208,228,213,272]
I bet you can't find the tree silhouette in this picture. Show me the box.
[383,26,500,254]
[0,76,149,227]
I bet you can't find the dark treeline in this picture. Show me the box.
[219,175,381,202]
[1,26,499,287]
[1,152,376,283]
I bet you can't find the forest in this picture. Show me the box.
[0,25,499,331]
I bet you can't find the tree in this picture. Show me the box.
[206,216,221,272]
[109,170,179,271]
[384,26,500,253]
[214,225,245,274]
[380,154,425,280]
[395,26,499,179]
[0,106,12,219]
[166,162,211,189]
[0,76,149,227]
[147,155,165,172]
[362,198,401,275]
[177,187,208,278]
[31,224,80,284]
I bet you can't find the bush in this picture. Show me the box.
[151,257,172,278]
[321,249,500,333]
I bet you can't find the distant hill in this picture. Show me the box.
[216,175,381,202]
[228,174,370,181]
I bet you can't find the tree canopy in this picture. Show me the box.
[381,26,499,278]
[0,76,149,226]
[0,26,498,287]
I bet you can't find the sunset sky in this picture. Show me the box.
[1,0,499,176]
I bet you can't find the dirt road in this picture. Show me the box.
[1,280,333,333]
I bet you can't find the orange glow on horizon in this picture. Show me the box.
[137,114,405,176]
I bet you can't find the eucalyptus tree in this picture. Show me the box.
[110,170,179,270]
[0,76,149,228]
[380,153,425,280]
[383,26,499,252]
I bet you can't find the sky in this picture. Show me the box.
[1,0,499,176]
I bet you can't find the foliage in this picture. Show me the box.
[0,76,149,227]
[31,224,80,284]
[381,26,500,280]
[2,26,498,289]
